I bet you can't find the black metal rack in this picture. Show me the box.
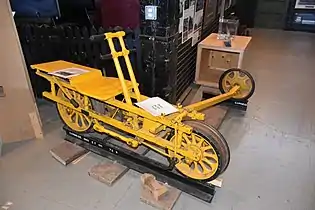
[64,126,217,203]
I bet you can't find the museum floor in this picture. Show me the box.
[1,29,315,210]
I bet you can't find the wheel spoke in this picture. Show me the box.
[193,162,201,173]
[64,89,72,99]
[78,94,84,104]
[191,134,197,145]
[225,82,231,87]
[199,161,211,173]
[72,91,77,99]
[80,115,86,127]
[83,114,90,122]
[202,145,212,151]
[203,157,216,167]
[235,71,241,79]
[223,81,231,92]
[224,76,234,84]
[74,113,79,125]
[183,133,191,144]
[242,78,251,91]
[196,137,204,147]
[75,92,84,106]
[69,111,75,118]
[204,152,217,159]
[226,72,236,83]
[70,112,75,122]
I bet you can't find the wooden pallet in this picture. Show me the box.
[50,141,88,166]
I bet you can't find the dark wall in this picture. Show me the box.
[235,0,258,27]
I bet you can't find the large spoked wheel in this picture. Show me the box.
[219,68,255,100]
[168,121,230,181]
[56,88,93,132]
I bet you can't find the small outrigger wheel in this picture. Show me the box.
[167,121,230,181]
[56,88,93,132]
[219,68,255,100]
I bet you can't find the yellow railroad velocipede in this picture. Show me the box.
[31,31,255,182]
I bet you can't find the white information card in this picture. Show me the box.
[49,68,89,79]
[135,97,178,116]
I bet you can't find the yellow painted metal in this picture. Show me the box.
[184,85,240,112]
[43,90,171,145]
[117,35,141,102]
[31,60,99,73]
[31,30,252,180]
[105,31,125,39]
[72,77,135,101]
[52,77,75,102]
[187,110,205,120]
[43,89,197,157]
[106,33,133,105]
[130,92,148,101]
[142,141,171,157]
[33,64,136,102]
[168,133,219,180]
[43,88,192,133]
[93,122,139,147]
[221,70,253,99]
[106,98,193,133]
[142,119,164,134]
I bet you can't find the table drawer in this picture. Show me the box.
[209,50,239,70]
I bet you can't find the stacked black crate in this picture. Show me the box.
[140,0,180,102]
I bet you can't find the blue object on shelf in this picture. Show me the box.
[224,40,232,47]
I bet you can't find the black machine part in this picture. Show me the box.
[64,126,217,203]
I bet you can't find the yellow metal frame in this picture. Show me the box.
[31,31,244,180]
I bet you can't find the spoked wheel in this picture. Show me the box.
[56,88,93,132]
[168,121,230,181]
[219,68,255,100]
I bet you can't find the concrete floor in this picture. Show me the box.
[1,29,315,210]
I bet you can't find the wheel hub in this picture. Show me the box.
[186,145,202,161]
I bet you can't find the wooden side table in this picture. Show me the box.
[195,33,252,88]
